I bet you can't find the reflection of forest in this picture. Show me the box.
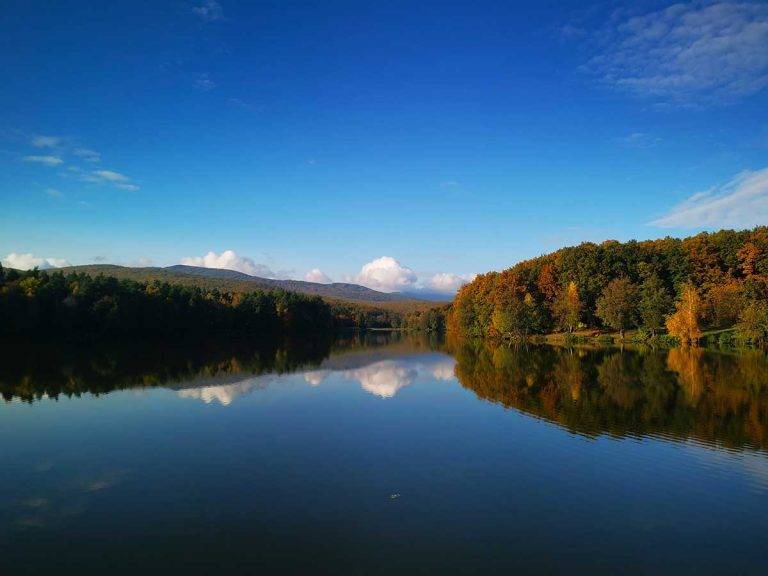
[450,339,768,451]
[0,332,442,403]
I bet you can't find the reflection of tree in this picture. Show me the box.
[450,338,768,451]
[0,336,334,403]
[667,347,706,405]
[597,353,642,409]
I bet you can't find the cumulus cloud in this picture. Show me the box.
[181,250,281,278]
[651,166,768,229]
[426,272,476,294]
[192,0,223,21]
[31,135,62,148]
[343,361,417,399]
[356,256,417,292]
[23,155,63,166]
[581,2,768,105]
[2,252,70,270]
[305,268,332,284]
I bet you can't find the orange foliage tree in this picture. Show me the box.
[666,283,702,345]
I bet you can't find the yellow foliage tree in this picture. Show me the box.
[665,283,702,345]
[554,281,581,334]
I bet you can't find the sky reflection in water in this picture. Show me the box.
[1,334,768,574]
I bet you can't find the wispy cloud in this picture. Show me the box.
[192,0,223,22]
[23,155,63,166]
[45,187,63,198]
[579,1,768,105]
[31,135,62,148]
[93,170,128,182]
[73,148,100,162]
[651,166,768,228]
[74,168,140,191]
[619,132,660,149]
[195,73,216,91]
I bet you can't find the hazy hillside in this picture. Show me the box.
[57,264,438,311]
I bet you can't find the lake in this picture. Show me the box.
[2,333,768,574]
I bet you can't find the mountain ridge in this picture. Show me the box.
[55,263,438,306]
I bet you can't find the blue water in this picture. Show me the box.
[1,335,767,574]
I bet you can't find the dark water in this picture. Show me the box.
[2,334,768,575]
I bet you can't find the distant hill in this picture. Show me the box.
[56,264,438,310]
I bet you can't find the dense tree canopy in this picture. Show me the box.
[448,227,768,344]
[0,268,334,340]
[0,267,447,340]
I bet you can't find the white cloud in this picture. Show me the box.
[192,0,223,21]
[195,73,216,91]
[303,370,329,386]
[305,268,332,283]
[356,256,417,293]
[2,252,70,270]
[31,135,62,148]
[430,358,457,381]
[651,166,768,229]
[619,132,660,149]
[73,148,100,162]
[343,361,417,399]
[77,169,139,190]
[180,250,279,278]
[582,2,768,105]
[23,155,63,166]
[93,170,128,182]
[45,187,63,198]
[426,272,476,294]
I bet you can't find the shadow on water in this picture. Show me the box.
[449,338,768,452]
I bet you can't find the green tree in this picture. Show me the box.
[738,301,768,345]
[639,273,673,335]
[596,277,639,339]
[491,295,534,341]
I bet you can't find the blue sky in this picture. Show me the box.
[2,0,767,293]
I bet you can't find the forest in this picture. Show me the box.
[0,266,446,340]
[448,227,768,346]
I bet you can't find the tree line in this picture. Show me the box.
[448,227,768,345]
[0,267,335,340]
[0,267,447,340]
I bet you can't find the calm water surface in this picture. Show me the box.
[2,333,768,574]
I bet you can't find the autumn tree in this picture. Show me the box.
[491,293,540,341]
[704,281,744,329]
[665,283,702,345]
[595,277,639,339]
[553,281,581,334]
[639,273,673,335]
[537,263,558,303]
[738,301,768,345]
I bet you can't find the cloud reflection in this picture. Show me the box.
[176,354,457,404]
